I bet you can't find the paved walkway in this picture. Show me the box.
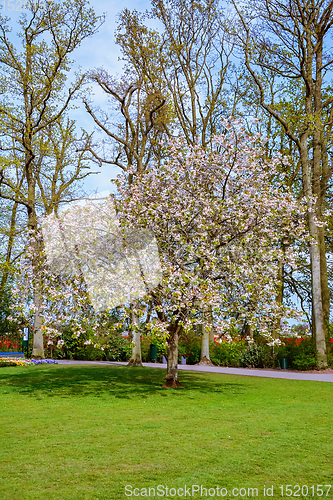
[56,360,333,382]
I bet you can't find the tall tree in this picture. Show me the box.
[0,0,103,357]
[115,122,304,386]
[84,58,172,366]
[232,0,333,367]
[117,0,235,147]
[103,0,237,364]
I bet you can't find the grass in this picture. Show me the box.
[0,365,332,500]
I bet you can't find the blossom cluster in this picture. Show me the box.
[7,121,308,351]
[115,120,306,338]
[41,195,161,312]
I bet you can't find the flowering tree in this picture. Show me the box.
[8,229,129,357]
[115,120,305,387]
[8,230,92,350]
[8,192,163,359]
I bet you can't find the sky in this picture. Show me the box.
[2,0,152,195]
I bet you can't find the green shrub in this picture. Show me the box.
[179,336,201,365]
[277,337,317,370]
[51,324,131,362]
[141,335,168,362]
[0,286,21,340]
[327,337,333,368]
[75,344,105,361]
[292,352,317,370]
[140,336,151,362]
[239,343,276,369]
[105,336,131,362]
[327,350,333,368]
[51,325,90,360]
[210,340,246,367]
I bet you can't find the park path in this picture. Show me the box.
[56,360,333,383]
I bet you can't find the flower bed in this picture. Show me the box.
[0,357,33,366]
[30,359,58,364]
[0,357,58,367]
[0,339,20,352]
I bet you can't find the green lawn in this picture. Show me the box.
[0,365,332,500]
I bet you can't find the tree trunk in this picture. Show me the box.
[309,40,328,367]
[273,254,284,339]
[29,229,45,359]
[245,322,253,338]
[309,229,327,368]
[208,306,215,342]
[127,309,142,366]
[300,136,327,368]
[318,226,330,341]
[198,308,214,366]
[29,221,45,359]
[31,287,45,359]
[163,324,182,388]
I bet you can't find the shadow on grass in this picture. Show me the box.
[0,364,248,399]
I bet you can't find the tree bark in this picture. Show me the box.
[208,306,216,342]
[127,308,142,366]
[273,253,284,338]
[312,38,330,355]
[163,324,182,388]
[300,138,327,368]
[198,308,214,366]
[309,233,327,367]
[31,286,45,359]
[245,322,253,338]
[318,226,330,341]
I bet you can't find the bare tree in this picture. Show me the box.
[84,70,170,177]
[117,0,235,148]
